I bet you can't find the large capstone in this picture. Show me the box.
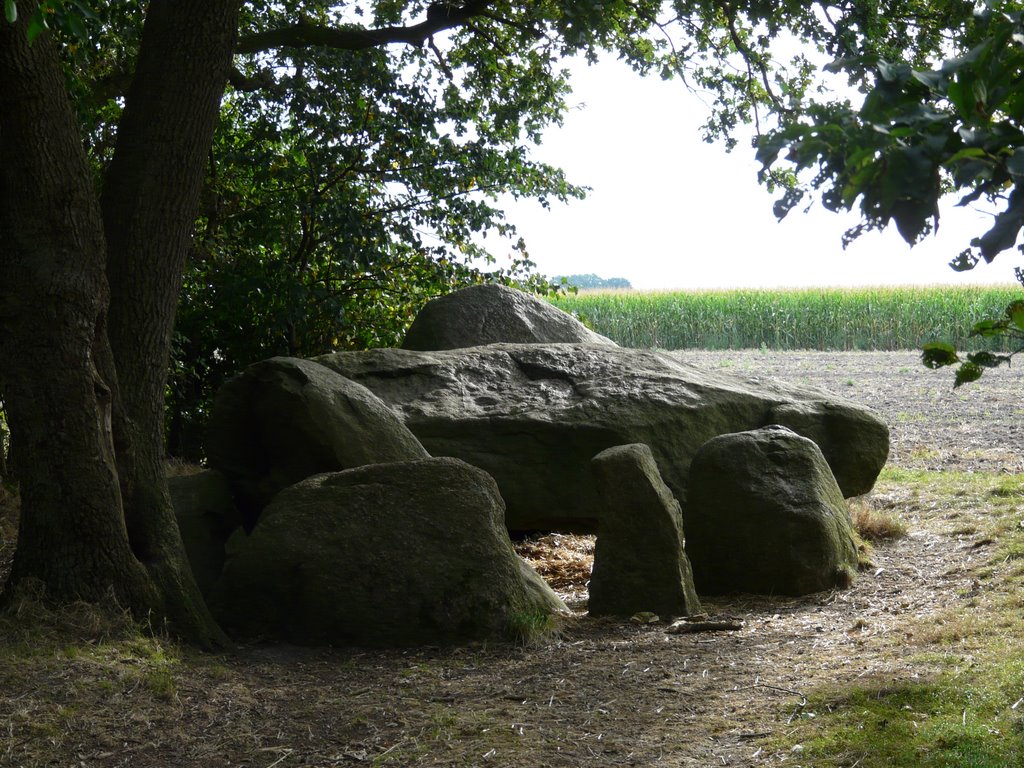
[402,283,615,350]
[315,344,889,532]
[206,356,428,528]
[685,426,860,596]
[588,444,702,619]
[213,457,568,647]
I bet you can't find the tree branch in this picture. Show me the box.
[227,66,278,92]
[236,1,493,55]
[723,5,794,132]
[90,68,136,106]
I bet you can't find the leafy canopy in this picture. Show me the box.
[133,0,864,455]
[757,2,1024,383]
[6,0,1006,441]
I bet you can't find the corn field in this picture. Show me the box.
[549,285,1023,351]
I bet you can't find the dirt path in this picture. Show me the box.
[3,351,1022,767]
[127,478,980,768]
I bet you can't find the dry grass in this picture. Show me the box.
[849,495,909,541]
[514,533,593,589]
[514,533,594,610]
[1,580,140,647]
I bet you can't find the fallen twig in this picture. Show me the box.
[787,698,809,725]
[666,619,744,634]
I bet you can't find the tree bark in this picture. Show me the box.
[0,3,156,610]
[0,403,8,481]
[100,0,240,646]
[3,0,480,645]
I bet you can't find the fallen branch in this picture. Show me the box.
[666,619,744,634]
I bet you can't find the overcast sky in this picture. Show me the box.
[497,57,1019,291]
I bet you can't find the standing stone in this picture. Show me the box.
[167,469,241,599]
[402,283,616,350]
[768,400,890,498]
[206,356,428,528]
[588,444,702,619]
[213,457,568,647]
[685,426,859,596]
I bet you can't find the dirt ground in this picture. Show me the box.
[2,351,1023,768]
[673,350,1024,477]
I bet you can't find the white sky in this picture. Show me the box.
[497,57,1020,291]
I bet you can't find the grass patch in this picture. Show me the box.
[989,477,1024,500]
[789,676,1024,768]
[774,468,1024,766]
[506,607,565,647]
[850,497,909,542]
[164,457,205,477]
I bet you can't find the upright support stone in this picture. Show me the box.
[213,457,567,647]
[589,444,702,619]
[167,469,241,599]
[685,426,859,596]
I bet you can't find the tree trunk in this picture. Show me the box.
[0,404,7,482]
[0,4,156,610]
[100,0,240,646]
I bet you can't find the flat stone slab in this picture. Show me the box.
[315,343,889,531]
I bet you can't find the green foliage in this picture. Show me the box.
[754,3,1024,383]
[921,297,1024,386]
[160,2,591,457]
[2,1,104,45]
[28,0,1010,448]
[756,5,1023,262]
[551,285,1023,351]
[167,32,577,456]
[28,2,100,43]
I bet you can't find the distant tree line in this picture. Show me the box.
[555,274,633,291]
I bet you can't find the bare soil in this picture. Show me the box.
[673,350,1024,476]
[2,351,1022,768]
